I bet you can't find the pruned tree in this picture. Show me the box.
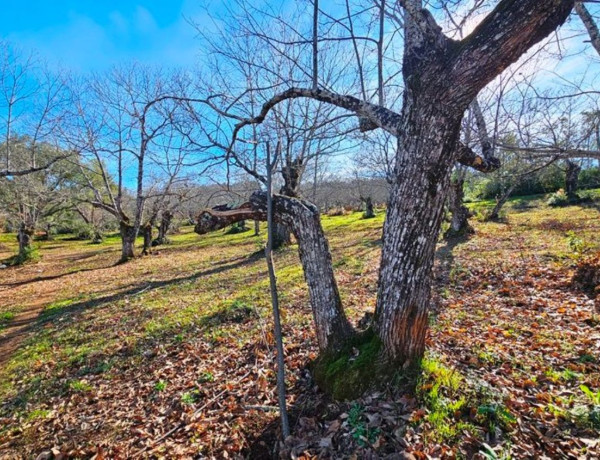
[194,0,576,384]
[65,65,209,262]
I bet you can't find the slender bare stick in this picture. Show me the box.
[265,140,290,439]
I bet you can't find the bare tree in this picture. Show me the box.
[192,0,573,380]
[194,0,576,377]
[0,41,70,179]
[0,139,74,262]
[66,65,208,261]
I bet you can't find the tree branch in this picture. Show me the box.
[231,87,402,144]
[0,153,71,178]
[456,142,501,173]
[575,1,600,56]
[448,0,574,105]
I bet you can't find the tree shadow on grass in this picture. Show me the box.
[0,250,265,364]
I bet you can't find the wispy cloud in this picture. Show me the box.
[6,2,206,72]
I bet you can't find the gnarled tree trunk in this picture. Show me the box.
[273,222,292,247]
[196,192,354,351]
[273,157,304,249]
[119,221,136,261]
[16,223,34,259]
[154,210,173,246]
[446,178,473,237]
[142,223,153,255]
[197,0,574,387]
[363,196,375,218]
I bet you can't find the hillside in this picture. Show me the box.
[0,198,599,458]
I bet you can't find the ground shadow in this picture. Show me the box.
[0,250,265,366]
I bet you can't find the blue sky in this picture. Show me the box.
[0,0,209,71]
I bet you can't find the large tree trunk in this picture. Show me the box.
[363,196,375,219]
[119,222,136,262]
[142,223,153,255]
[446,178,473,237]
[196,192,354,351]
[154,210,173,246]
[374,102,462,366]
[196,0,574,390]
[565,160,581,199]
[16,223,34,259]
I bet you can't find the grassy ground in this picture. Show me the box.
[0,194,599,458]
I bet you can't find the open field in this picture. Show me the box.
[0,196,599,458]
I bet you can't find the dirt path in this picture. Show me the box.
[0,241,122,368]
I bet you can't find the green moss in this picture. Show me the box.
[312,330,386,400]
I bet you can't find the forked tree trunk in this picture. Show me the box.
[565,160,581,199]
[120,222,136,261]
[446,178,473,237]
[197,0,574,382]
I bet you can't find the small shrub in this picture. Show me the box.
[547,189,570,207]
[566,231,590,254]
[197,372,214,384]
[347,403,380,447]
[578,385,600,429]
[181,390,200,405]
[68,380,93,392]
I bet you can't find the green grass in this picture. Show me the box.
[0,311,15,329]
[0,197,598,456]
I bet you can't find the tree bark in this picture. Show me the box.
[487,184,516,221]
[565,160,581,199]
[154,210,173,246]
[273,222,292,248]
[120,221,136,262]
[446,178,473,237]
[575,2,600,56]
[374,102,462,366]
[142,223,153,255]
[363,196,375,219]
[17,223,34,259]
[196,192,354,351]
[254,219,260,236]
[273,157,303,249]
